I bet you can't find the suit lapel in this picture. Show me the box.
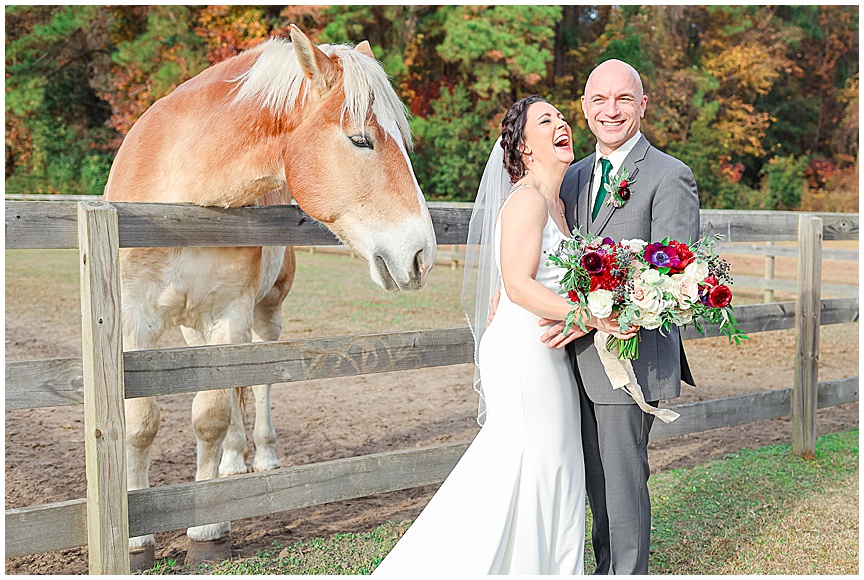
[593,136,650,235]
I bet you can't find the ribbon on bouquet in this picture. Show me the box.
[593,331,680,424]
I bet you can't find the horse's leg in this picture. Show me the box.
[249,247,295,473]
[185,310,254,565]
[181,325,251,478]
[124,329,162,571]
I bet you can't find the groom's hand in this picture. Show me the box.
[538,318,587,348]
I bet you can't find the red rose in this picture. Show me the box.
[619,179,628,188]
[707,285,733,308]
[568,290,580,303]
[668,241,695,273]
[703,274,719,287]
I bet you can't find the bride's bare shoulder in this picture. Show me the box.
[502,184,545,220]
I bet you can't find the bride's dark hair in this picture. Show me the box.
[500,94,547,183]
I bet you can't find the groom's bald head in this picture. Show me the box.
[581,59,648,155]
[584,59,645,100]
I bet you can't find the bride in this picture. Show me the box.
[374,96,633,575]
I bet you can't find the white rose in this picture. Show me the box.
[684,260,709,281]
[634,310,663,330]
[657,274,674,293]
[621,238,648,253]
[671,273,699,306]
[587,289,614,319]
[640,268,661,285]
[631,278,664,314]
[677,307,694,324]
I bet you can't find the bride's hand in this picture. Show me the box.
[538,318,587,348]
[590,314,638,340]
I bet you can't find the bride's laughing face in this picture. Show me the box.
[522,101,574,168]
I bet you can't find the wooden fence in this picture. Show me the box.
[5,201,860,573]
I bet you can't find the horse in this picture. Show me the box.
[103,24,437,569]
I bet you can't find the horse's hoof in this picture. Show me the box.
[185,536,231,566]
[129,544,156,572]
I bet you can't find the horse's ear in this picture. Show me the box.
[355,40,374,59]
[290,24,337,88]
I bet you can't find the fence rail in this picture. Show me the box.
[5,376,858,560]
[6,298,858,411]
[4,201,859,573]
[6,202,860,249]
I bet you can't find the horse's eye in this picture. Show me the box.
[349,134,374,150]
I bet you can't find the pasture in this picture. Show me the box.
[5,241,858,574]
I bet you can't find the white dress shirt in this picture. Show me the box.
[590,131,643,211]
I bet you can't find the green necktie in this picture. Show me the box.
[592,157,613,221]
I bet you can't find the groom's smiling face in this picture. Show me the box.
[581,60,648,156]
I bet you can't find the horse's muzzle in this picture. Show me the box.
[373,246,435,292]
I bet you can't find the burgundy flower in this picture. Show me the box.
[618,186,631,201]
[707,285,733,308]
[581,251,605,274]
[643,242,681,270]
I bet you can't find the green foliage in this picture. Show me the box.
[437,6,562,97]
[757,154,809,210]
[410,85,496,201]
[4,6,858,208]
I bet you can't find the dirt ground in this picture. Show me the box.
[4,250,859,575]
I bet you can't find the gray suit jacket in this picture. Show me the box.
[561,135,700,404]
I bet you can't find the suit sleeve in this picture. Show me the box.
[650,163,700,244]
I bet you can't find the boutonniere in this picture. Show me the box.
[605,168,636,209]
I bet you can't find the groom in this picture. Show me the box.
[541,59,700,574]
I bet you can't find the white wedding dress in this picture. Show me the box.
[375,194,585,575]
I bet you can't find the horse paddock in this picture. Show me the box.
[5,246,859,574]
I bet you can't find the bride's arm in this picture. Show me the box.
[499,188,577,322]
[500,189,636,340]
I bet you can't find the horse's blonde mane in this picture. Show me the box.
[231,38,413,149]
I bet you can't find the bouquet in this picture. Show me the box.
[547,232,748,360]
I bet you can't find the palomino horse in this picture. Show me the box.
[103,25,437,569]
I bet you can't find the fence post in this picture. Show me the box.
[763,241,775,303]
[77,202,130,574]
[792,214,822,459]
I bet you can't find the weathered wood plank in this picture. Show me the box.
[651,377,858,441]
[122,327,476,400]
[77,202,130,574]
[699,210,858,242]
[792,215,822,458]
[732,276,857,297]
[5,357,84,408]
[6,201,80,249]
[8,202,858,249]
[7,378,857,558]
[6,299,858,409]
[715,242,858,261]
[5,498,88,558]
[126,442,471,537]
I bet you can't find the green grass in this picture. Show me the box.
[145,430,858,575]
[4,249,468,340]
